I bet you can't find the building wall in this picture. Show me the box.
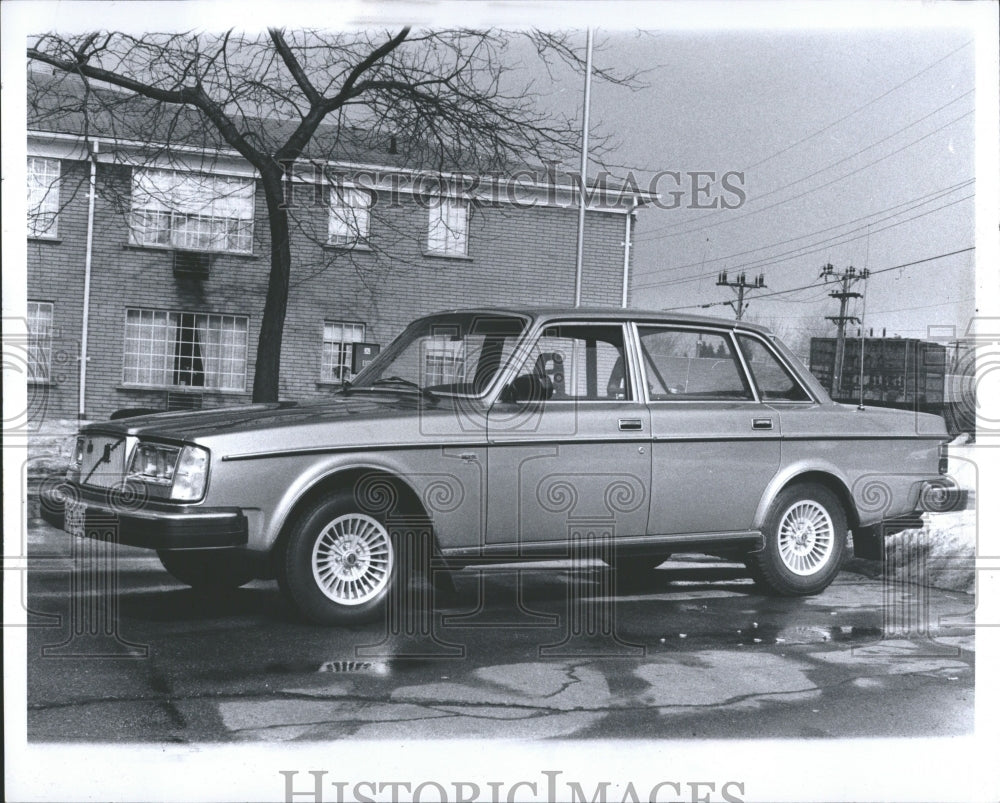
[26,157,633,421]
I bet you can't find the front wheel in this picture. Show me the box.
[746,483,846,596]
[280,492,399,625]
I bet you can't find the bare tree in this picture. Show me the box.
[27,28,636,402]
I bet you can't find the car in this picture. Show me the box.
[41,307,959,624]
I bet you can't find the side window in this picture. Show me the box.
[638,327,751,401]
[524,324,632,401]
[737,334,811,401]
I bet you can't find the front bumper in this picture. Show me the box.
[40,481,248,551]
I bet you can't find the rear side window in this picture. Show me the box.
[638,327,752,401]
[737,334,811,401]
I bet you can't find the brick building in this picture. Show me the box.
[26,75,643,422]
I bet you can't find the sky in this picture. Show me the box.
[563,27,979,348]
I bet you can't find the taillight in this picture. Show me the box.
[938,442,949,475]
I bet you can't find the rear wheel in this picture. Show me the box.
[280,491,399,625]
[157,550,256,590]
[746,483,846,596]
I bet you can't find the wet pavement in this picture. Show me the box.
[22,520,975,742]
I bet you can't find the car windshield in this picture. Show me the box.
[350,312,529,398]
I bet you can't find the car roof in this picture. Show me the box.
[424,306,774,335]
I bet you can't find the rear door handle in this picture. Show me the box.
[752,417,773,430]
[618,418,643,431]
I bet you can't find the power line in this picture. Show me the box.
[740,40,972,172]
[661,246,975,312]
[632,178,973,285]
[865,296,975,316]
[637,88,974,244]
[637,107,974,243]
[636,191,974,290]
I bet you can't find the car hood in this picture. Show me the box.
[83,393,482,444]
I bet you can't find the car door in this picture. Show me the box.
[638,324,781,536]
[485,321,651,551]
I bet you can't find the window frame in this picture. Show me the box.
[634,324,756,403]
[129,167,255,255]
[122,307,249,392]
[734,330,816,404]
[511,320,637,404]
[426,197,470,257]
[27,156,61,239]
[327,186,373,248]
[27,300,54,383]
[320,320,366,383]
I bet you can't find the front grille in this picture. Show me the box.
[79,435,129,488]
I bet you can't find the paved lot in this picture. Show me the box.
[22,519,974,742]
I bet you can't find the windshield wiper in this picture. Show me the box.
[370,376,439,402]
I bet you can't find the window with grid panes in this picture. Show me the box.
[328,187,372,246]
[427,198,469,256]
[123,308,248,390]
[27,301,54,382]
[27,157,60,238]
[130,168,254,253]
[321,322,366,382]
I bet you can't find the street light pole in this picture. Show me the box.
[574,28,593,308]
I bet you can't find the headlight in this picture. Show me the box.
[129,442,180,485]
[67,435,85,481]
[171,445,210,501]
[127,442,209,501]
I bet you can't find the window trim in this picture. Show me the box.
[320,320,366,384]
[327,186,373,248]
[27,156,61,240]
[425,197,470,257]
[27,300,55,384]
[733,330,817,404]
[634,324,757,404]
[508,320,638,404]
[122,307,250,392]
[128,167,255,255]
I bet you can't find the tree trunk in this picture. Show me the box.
[252,175,293,403]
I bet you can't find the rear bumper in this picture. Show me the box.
[39,482,248,551]
[852,477,969,560]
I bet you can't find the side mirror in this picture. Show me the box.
[501,373,554,404]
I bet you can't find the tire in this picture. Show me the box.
[157,550,256,591]
[746,483,847,596]
[280,491,400,625]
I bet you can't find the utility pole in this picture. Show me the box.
[715,271,766,320]
[821,263,870,398]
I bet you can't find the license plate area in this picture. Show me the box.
[64,498,86,538]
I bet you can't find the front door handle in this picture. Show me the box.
[618,418,643,431]
[752,417,773,430]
